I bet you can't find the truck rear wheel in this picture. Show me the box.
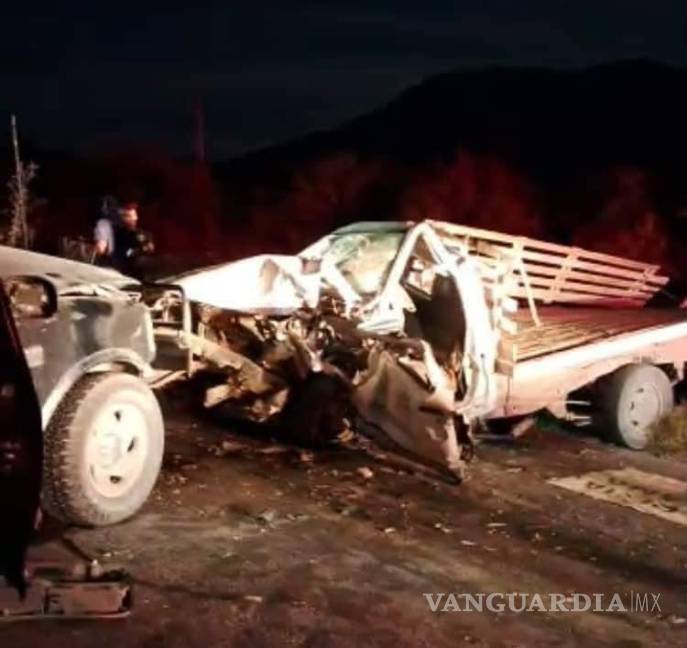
[43,372,164,526]
[596,364,673,450]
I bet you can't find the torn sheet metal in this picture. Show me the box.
[174,255,320,315]
[352,342,468,475]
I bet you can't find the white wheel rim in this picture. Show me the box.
[623,384,662,446]
[85,400,149,498]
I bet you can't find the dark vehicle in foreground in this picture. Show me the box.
[0,279,42,595]
[0,246,164,527]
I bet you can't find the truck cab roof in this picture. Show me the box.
[330,221,412,235]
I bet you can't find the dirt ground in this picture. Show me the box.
[2,385,687,648]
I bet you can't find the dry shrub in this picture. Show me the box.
[648,406,687,455]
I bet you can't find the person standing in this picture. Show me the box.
[112,202,155,277]
[92,195,118,265]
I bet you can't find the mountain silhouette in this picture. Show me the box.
[218,60,687,186]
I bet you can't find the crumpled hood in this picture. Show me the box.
[174,254,321,315]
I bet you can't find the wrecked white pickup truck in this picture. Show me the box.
[151,220,687,478]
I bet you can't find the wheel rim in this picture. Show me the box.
[623,383,663,445]
[85,401,149,498]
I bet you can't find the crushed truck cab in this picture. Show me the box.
[153,220,687,477]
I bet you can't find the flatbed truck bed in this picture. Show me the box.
[512,307,687,361]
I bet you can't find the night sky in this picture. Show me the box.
[1,2,686,159]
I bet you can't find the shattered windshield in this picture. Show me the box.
[321,231,405,296]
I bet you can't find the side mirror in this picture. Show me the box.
[3,276,58,319]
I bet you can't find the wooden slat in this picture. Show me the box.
[515,262,658,291]
[445,233,666,287]
[476,241,665,285]
[434,221,669,309]
[517,277,653,299]
[507,287,645,306]
[431,220,661,271]
[458,244,664,305]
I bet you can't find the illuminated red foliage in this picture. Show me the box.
[572,168,672,270]
[23,151,222,265]
[7,146,683,285]
[242,153,384,254]
[142,162,221,255]
[401,152,542,237]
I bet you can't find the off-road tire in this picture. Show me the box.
[595,364,673,450]
[42,372,164,526]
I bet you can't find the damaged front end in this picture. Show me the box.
[190,305,356,430]
[155,221,497,478]
[148,248,361,432]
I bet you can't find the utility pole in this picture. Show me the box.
[193,100,206,163]
[9,114,28,248]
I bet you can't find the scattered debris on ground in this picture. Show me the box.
[356,466,374,480]
[3,390,686,646]
[0,562,131,621]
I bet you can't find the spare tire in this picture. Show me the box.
[43,372,164,526]
[595,364,673,450]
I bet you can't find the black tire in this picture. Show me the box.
[595,364,673,450]
[280,374,348,447]
[42,372,164,526]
